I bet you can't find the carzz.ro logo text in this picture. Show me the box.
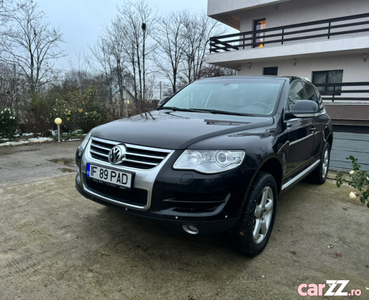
[298,280,362,297]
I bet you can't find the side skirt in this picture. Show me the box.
[282,160,320,191]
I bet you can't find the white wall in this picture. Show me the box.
[207,0,288,16]
[239,0,369,32]
[238,53,369,82]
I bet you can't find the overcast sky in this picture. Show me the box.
[36,0,209,69]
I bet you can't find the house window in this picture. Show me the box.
[312,70,343,95]
[253,19,266,48]
[263,67,278,75]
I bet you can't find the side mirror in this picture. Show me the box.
[158,96,170,107]
[285,100,319,118]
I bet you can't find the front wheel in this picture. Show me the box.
[230,172,277,257]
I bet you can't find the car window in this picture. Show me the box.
[313,85,324,111]
[163,79,284,116]
[305,82,325,111]
[287,81,306,111]
[305,83,319,102]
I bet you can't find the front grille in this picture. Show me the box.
[89,137,171,170]
[85,176,148,206]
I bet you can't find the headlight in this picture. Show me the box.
[76,131,92,159]
[173,150,245,174]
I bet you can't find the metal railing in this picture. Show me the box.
[210,13,369,53]
[314,82,369,102]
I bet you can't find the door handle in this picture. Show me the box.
[310,127,317,132]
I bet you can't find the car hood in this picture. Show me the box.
[91,110,274,149]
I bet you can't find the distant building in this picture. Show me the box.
[207,0,369,128]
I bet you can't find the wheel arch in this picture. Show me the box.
[238,156,283,219]
[326,132,333,149]
[258,156,283,194]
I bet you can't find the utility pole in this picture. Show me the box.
[142,22,146,112]
[160,81,162,99]
[13,64,19,118]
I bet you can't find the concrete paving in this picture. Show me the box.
[0,141,368,300]
[0,141,79,188]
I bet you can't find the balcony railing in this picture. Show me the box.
[315,82,369,102]
[210,13,369,53]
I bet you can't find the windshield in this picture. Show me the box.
[163,78,283,116]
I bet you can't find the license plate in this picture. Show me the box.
[86,164,133,189]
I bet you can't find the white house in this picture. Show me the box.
[207,0,369,127]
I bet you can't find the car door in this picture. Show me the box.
[284,80,315,177]
[305,83,330,159]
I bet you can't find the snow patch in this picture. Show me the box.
[0,137,53,147]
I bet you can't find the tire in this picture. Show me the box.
[230,172,277,257]
[307,142,330,185]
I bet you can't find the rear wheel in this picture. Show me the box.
[308,142,330,184]
[230,172,277,257]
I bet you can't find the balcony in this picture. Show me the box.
[318,82,369,128]
[208,13,369,68]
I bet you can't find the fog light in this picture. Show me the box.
[76,166,81,184]
[76,146,84,160]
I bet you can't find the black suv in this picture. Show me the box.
[75,76,333,257]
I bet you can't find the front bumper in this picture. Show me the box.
[75,138,256,234]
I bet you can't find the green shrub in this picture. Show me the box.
[62,86,110,133]
[336,156,369,208]
[0,108,18,140]
[21,95,57,136]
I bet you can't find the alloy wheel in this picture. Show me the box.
[322,148,329,179]
[253,186,274,244]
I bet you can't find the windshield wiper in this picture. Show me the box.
[189,108,253,116]
[158,106,254,116]
[157,106,195,112]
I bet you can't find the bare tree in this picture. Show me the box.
[200,64,236,78]
[0,0,24,26]
[104,21,131,117]
[88,3,230,115]
[1,0,64,97]
[89,36,115,109]
[115,0,156,110]
[154,12,187,94]
[0,0,27,112]
[90,23,134,118]
[89,1,156,115]
[66,51,94,96]
[0,62,23,113]
[179,12,224,85]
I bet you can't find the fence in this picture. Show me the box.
[314,82,369,102]
[210,13,369,53]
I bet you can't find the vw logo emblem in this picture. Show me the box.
[108,145,127,164]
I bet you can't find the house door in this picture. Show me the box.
[263,67,278,75]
